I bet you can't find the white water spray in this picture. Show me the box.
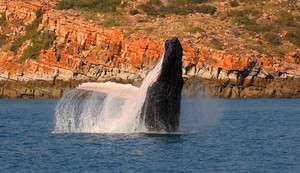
[54,46,224,134]
[54,56,164,133]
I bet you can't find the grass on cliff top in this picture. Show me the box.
[139,0,216,16]
[226,7,300,55]
[56,0,122,13]
[185,26,205,33]
[56,0,216,16]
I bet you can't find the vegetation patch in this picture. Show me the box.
[58,43,65,50]
[20,31,56,62]
[239,0,262,3]
[263,32,281,46]
[10,14,43,54]
[228,9,261,18]
[0,13,6,27]
[277,11,297,27]
[228,10,261,26]
[57,0,122,13]
[246,44,266,55]
[185,26,205,33]
[272,47,289,57]
[279,0,299,10]
[211,37,224,50]
[35,10,42,18]
[137,17,149,23]
[84,13,97,21]
[140,0,216,16]
[144,27,155,33]
[228,9,275,36]
[129,9,139,16]
[101,16,119,27]
[140,0,164,16]
[229,0,239,7]
[243,24,270,34]
[227,9,300,50]
[233,16,252,25]
[9,10,57,61]
[285,27,300,47]
[0,13,7,44]
[194,4,217,15]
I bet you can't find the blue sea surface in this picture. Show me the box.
[0,99,299,172]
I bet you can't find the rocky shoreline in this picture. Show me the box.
[1,76,300,99]
[183,77,300,98]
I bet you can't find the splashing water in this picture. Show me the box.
[54,52,224,134]
[54,57,164,133]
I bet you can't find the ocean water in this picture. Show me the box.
[0,98,300,172]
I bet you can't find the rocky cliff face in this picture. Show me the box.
[1,1,300,98]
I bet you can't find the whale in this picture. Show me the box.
[140,37,183,132]
[77,37,183,133]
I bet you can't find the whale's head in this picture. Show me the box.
[160,37,183,79]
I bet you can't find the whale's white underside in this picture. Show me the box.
[77,82,139,99]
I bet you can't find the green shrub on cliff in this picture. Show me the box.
[243,24,270,34]
[229,9,300,48]
[192,0,209,3]
[57,0,122,13]
[9,10,57,62]
[233,15,251,25]
[194,4,217,15]
[277,11,297,27]
[140,0,164,16]
[140,0,216,16]
[84,13,97,21]
[56,0,74,9]
[228,9,260,25]
[129,9,139,16]
[0,13,6,44]
[185,26,205,33]
[0,13,6,27]
[229,0,239,7]
[263,32,281,46]
[20,31,56,61]
[211,37,224,50]
[101,16,119,27]
[285,27,300,47]
[34,10,43,19]
[10,15,42,54]
[12,29,56,62]
[227,9,275,35]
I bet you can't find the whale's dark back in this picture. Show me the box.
[140,37,183,132]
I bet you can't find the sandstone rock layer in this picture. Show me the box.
[1,1,299,98]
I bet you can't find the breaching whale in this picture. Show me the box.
[77,37,183,132]
[140,37,183,132]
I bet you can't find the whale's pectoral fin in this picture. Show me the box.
[77,82,139,99]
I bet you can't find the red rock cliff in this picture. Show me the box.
[0,1,299,98]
